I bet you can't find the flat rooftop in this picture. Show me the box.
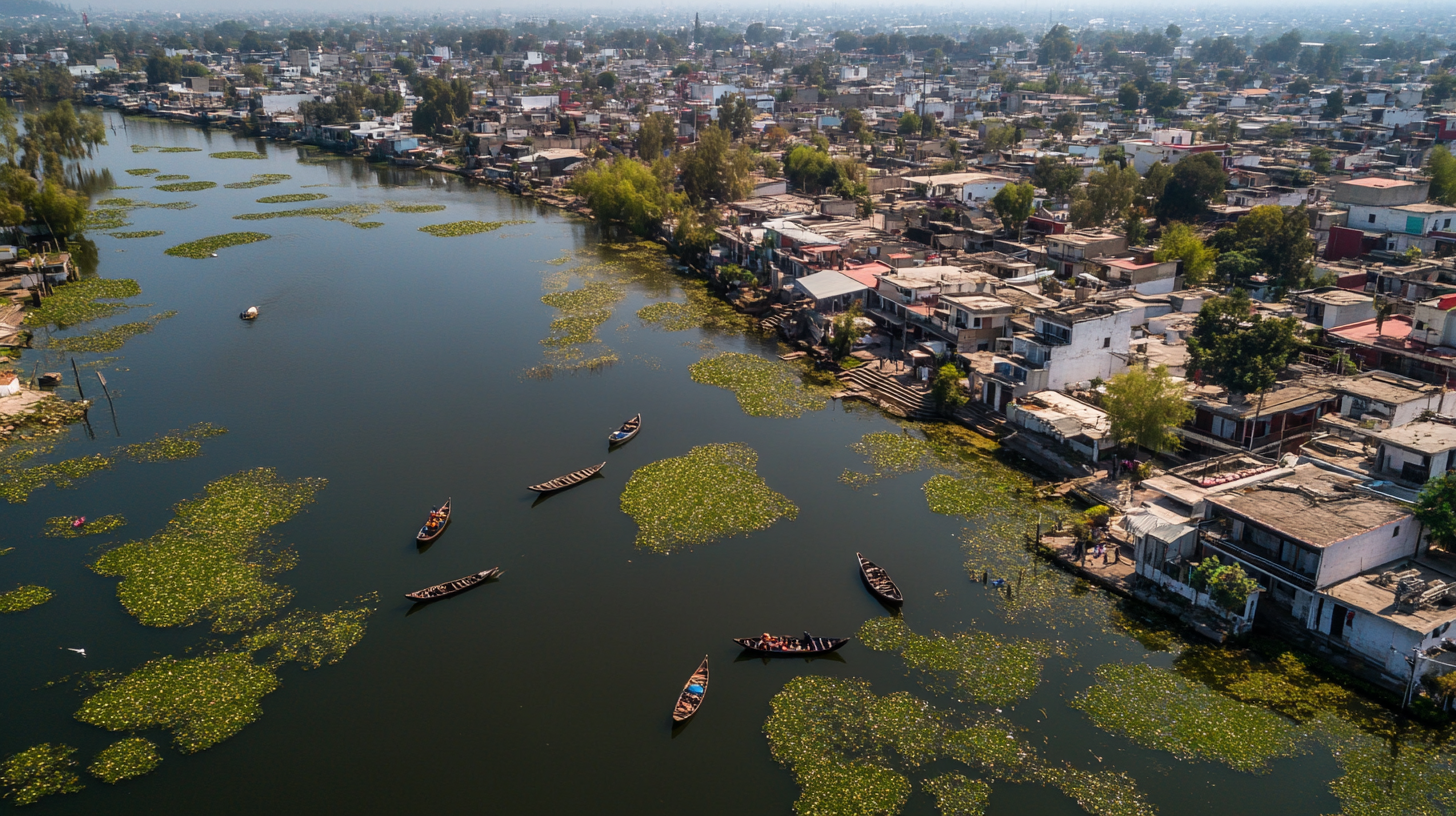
[1323,557,1456,635]
[1208,464,1410,549]
[1376,421,1456,454]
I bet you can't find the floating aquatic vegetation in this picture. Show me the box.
[1106,604,1184,653]
[125,168,158,176]
[300,183,330,188]
[921,774,990,816]
[48,311,176,353]
[90,468,325,631]
[256,193,327,204]
[23,277,141,328]
[165,232,271,259]
[840,432,941,487]
[858,617,1061,706]
[233,203,380,228]
[356,221,383,229]
[209,151,265,160]
[1314,714,1456,816]
[1031,766,1157,816]
[637,302,699,331]
[224,174,291,189]
[84,208,131,231]
[75,653,279,753]
[235,602,376,670]
[1173,643,1374,726]
[620,443,797,553]
[87,738,160,784]
[545,255,572,266]
[154,181,216,192]
[159,147,200,153]
[108,185,141,190]
[520,354,620,379]
[689,352,829,418]
[0,548,11,556]
[0,397,92,453]
[130,145,159,153]
[44,515,127,538]
[0,453,114,503]
[537,281,624,355]
[924,473,1030,518]
[0,743,82,805]
[386,203,445,213]
[109,230,164,239]
[154,174,189,181]
[1071,662,1305,773]
[118,422,227,463]
[418,219,529,237]
[0,584,53,613]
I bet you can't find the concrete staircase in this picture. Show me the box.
[759,303,793,333]
[837,366,936,419]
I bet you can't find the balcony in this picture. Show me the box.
[1199,524,1317,591]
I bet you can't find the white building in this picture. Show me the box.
[900,172,1017,207]
[1001,302,1132,392]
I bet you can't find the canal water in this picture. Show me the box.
[0,113,1433,815]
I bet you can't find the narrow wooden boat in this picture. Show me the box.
[733,632,849,656]
[240,306,258,320]
[404,567,501,602]
[857,552,903,605]
[416,498,451,542]
[672,655,710,723]
[609,414,642,446]
[528,462,605,493]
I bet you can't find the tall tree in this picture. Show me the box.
[716,93,754,140]
[636,112,677,160]
[1208,204,1315,292]
[1415,471,1456,551]
[1103,364,1193,454]
[1430,146,1456,206]
[990,182,1035,241]
[1039,24,1075,65]
[1154,222,1217,285]
[1070,163,1139,227]
[1030,156,1081,201]
[679,125,752,204]
[1154,153,1226,222]
[1187,289,1304,398]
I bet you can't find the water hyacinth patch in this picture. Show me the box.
[87,738,160,784]
[0,743,83,805]
[48,311,176,353]
[109,230,164,239]
[233,203,381,228]
[620,443,797,553]
[130,145,159,153]
[224,174,291,189]
[689,352,829,418]
[1030,766,1157,816]
[235,602,376,670]
[0,584,53,613]
[418,219,529,237]
[921,774,991,816]
[857,617,1061,706]
[154,174,189,181]
[1070,662,1305,773]
[23,277,141,328]
[1,453,114,503]
[84,208,130,231]
[154,181,216,192]
[165,232,271,259]
[256,193,328,204]
[1314,713,1456,816]
[44,515,127,538]
[209,151,266,159]
[90,468,326,632]
[159,147,200,152]
[118,422,228,463]
[75,653,279,753]
[125,168,158,176]
[386,203,445,213]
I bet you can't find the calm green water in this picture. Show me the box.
[0,113,1436,815]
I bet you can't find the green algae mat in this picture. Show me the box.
[689,352,829,418]
[620,443,796,552]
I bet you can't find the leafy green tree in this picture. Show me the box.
[716,93,754,140]
[636,112,677,160]
[1165,24,1182,42]
[239,64,267,87]
[1374,296,1397,336]
[1039,24,1075,65]
[1308,146,1331,173]
[1154,153,1226,222]
[570,155,675,236]
[983,123,1018,152]
[840,108,865,139]
[17,102,106,180]
[1070,163,1139,227]
[392,56,416,75]
[931,363,967,414]
[1191,556,1259,612]
[1416,471,1456,551]
[828,303,866,360]
[1051,111,1080,138]
[1118,82,1141,110]
[1287,76,1312,96]
[1031,156,1081,201]
[1187,288,1303,398]
[1140,162,1173,202]
[1264,122,1294,145]
[596,71,617,91]
[29,178,87,239]
[679,125,752,204]
[1430,146,1456,207]
[1154,222,1217,285]
[897,112,922,136]
[1321,89,1345,119]
[1103,364,1193,454]
[1207,205,1315,291]
[1215,250,1262,286]
[990,182,1035,241]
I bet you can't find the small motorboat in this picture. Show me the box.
[733,632,850,656]
[672,656,710,723]
[72,517,87,529]
[417,498,451,542]
[38,372,62,387]
[857,552,903,605]
[240,306,258,320]
[404,567,502,602]
[609,414,642,446]
[528,462,605,493]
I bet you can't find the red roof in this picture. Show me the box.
[839,266,883,289]
[1439,294,1456,312]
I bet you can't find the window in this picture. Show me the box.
[1445,218,1452,229]
[1103,337,1111,348]
[1369,213,1377,224]
[972,317,983,329]
[1394,525,1401,537]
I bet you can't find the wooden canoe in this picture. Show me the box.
[672,655,709,723]
[528,462,605,493]
[404,567,501,602]
[857,552,903,605]
[416,498,451,542]
[609,414,642,445]
[733,633,849,656]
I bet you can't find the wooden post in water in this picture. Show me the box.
[70,358,85,401]
[96,371,119,435]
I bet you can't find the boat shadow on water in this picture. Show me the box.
[733,650,847,665]
[529,472,606,508]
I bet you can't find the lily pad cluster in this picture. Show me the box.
[1,452,114,503]
[44,514,127,538]
[118,422,228,462]
[159,147,200,153]
[48,311,177,353]
[233,203,381,228]
[689,352,829,418]
[418,219,529,237]
[154,174,190,181]
[209,151,266,159]
[125,168,159,176]
[0,743,83,805]
[620,443,797,553]
[87,738,161,784]
[165,233,271,259]
[921,773,990,816]
[385,203,445,213]
[858,617,1062,706]
[0,584,53,613]
[90,467,326,631]
[1071,662,1305,773]
[154,181,217,192]
[539,281,623,349]
[23,277,141,328]
[256,193,328,204]
[109,230,164,239]
[224,174,291,189]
